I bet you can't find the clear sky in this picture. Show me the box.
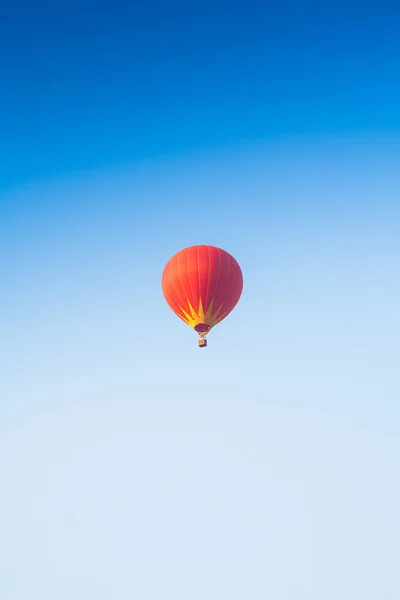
[1,2,399,599]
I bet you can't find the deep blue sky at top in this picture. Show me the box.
[1,0,399,191]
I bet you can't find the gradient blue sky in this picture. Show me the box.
[1,2,400,599]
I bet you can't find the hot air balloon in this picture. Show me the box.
[162,245,243,348]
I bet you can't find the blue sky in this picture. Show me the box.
[1,1,400,189]
[1,2,399,599]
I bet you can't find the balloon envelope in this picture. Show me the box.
[162,245,243,332]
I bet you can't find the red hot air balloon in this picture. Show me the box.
[162,245,243,348]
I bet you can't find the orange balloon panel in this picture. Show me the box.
[162,245,243,332]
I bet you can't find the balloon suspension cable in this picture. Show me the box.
[198,332,208,348]
[197,327,210,348]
